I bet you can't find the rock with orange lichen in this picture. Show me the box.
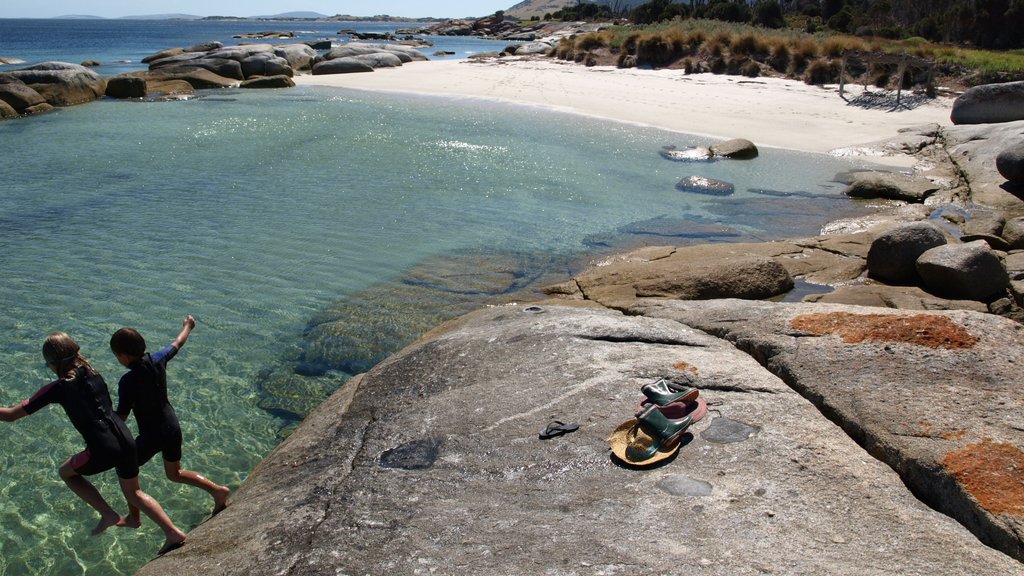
[630,298,1024,562]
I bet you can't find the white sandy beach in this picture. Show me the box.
[294,58,955,156]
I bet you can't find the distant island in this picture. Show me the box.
[47,13,443,22]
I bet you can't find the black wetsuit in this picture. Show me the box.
[22,366,139,479]
[115,345,183,465]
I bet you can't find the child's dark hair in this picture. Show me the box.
[110,327,146,358]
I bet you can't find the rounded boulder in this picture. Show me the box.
[916,240,1009,301]
[995,142,1024,184]
[950,81,1024,125]
[710,138,759,159]
[867,222,948,285]
[4,62,106,106]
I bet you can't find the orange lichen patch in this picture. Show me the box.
[942,439,1024,516]
[790,312,978,349]
[918,419,966,441]
[940,429,967,441]
[673,361,698,375]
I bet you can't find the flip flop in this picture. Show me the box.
[539,420,579,439]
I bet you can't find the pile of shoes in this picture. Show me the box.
[609,378,708,467]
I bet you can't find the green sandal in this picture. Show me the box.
[624,404,694,461]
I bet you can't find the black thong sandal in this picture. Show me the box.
[539,420,579,440]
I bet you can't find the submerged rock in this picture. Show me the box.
[710,137,758,159]
[675,175,735,196]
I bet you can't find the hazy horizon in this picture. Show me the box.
[1,1,513,19]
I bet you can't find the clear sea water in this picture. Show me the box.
[0,18,877,575]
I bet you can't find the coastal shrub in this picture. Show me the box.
[618,52,638,68]
[804,57,839,84]
[555,38,575,60]
[741,60,761,77]
[769,42,791,72]
[822,36,866,58]
[701,36,726,58]
[731,33,766,57]
[709,56,728,74]
[584,52,598,67]
[682,57,695,74]
[577,31,611,52]
[637,35,678,65]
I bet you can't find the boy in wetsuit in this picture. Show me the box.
[0,332,187,556]
[110,315,229,524]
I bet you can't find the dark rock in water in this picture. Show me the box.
[996,142,1024,183]
[379,438,442,470]
[304,40,333,50]
[300,250,561,374]
[675,175,735,196]
[748,188,826,199]
[105,76,146,98]
[710,138,758,159]
[433,50,456,56]
[660,146,714,162]
[701,418,760,443]
[950,81,1024,124]
[617,215,742,240]
[240,75,295,89]
[254,366,346,426]
[867,222,947,285]
[80,60,100,67]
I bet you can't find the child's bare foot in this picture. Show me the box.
[211,486,230,516]
[116,514,141,529]
[156,534,186,556]
[90,512,122,536]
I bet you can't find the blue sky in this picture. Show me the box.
[3,1,514,19]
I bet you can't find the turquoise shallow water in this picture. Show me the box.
[0,80,874,574]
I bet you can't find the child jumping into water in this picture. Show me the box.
[0,332,187,556]
[110,315,230,523]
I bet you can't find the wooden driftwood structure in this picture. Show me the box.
[838,51,936,105]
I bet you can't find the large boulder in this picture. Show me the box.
[1001,216,1024,250]
[996,141,1024,184]
[312,58,375,75]
[843,172,941,202]
[950,81,1024,125]
[274,44,317,71]
[916,240,1009,301]
[4,62,105,106]
[710,138,759,159]
[0,99,17,119]
[240,54,293,78]
[320,42,426,64]
[104,76,146,99]
[867,222,948,285]
[349,52,404,69]
[572,244,794,309]
[121,68,237,90]
[134,303,1024,575]
[240,75,295,89]
[0,75,46,112]
[142,47,186,63]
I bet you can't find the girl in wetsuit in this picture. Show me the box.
[0,332,187,556]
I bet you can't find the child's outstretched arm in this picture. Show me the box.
[172,315,196,350]
[0,405,28,422]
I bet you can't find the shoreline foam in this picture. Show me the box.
[294,58,955,156]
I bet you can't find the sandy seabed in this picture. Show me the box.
[294,57,955,157]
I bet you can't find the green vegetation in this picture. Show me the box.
[547,3,1024,85]
[543,1,1024,49]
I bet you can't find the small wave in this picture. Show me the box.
[434,140,508,154]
